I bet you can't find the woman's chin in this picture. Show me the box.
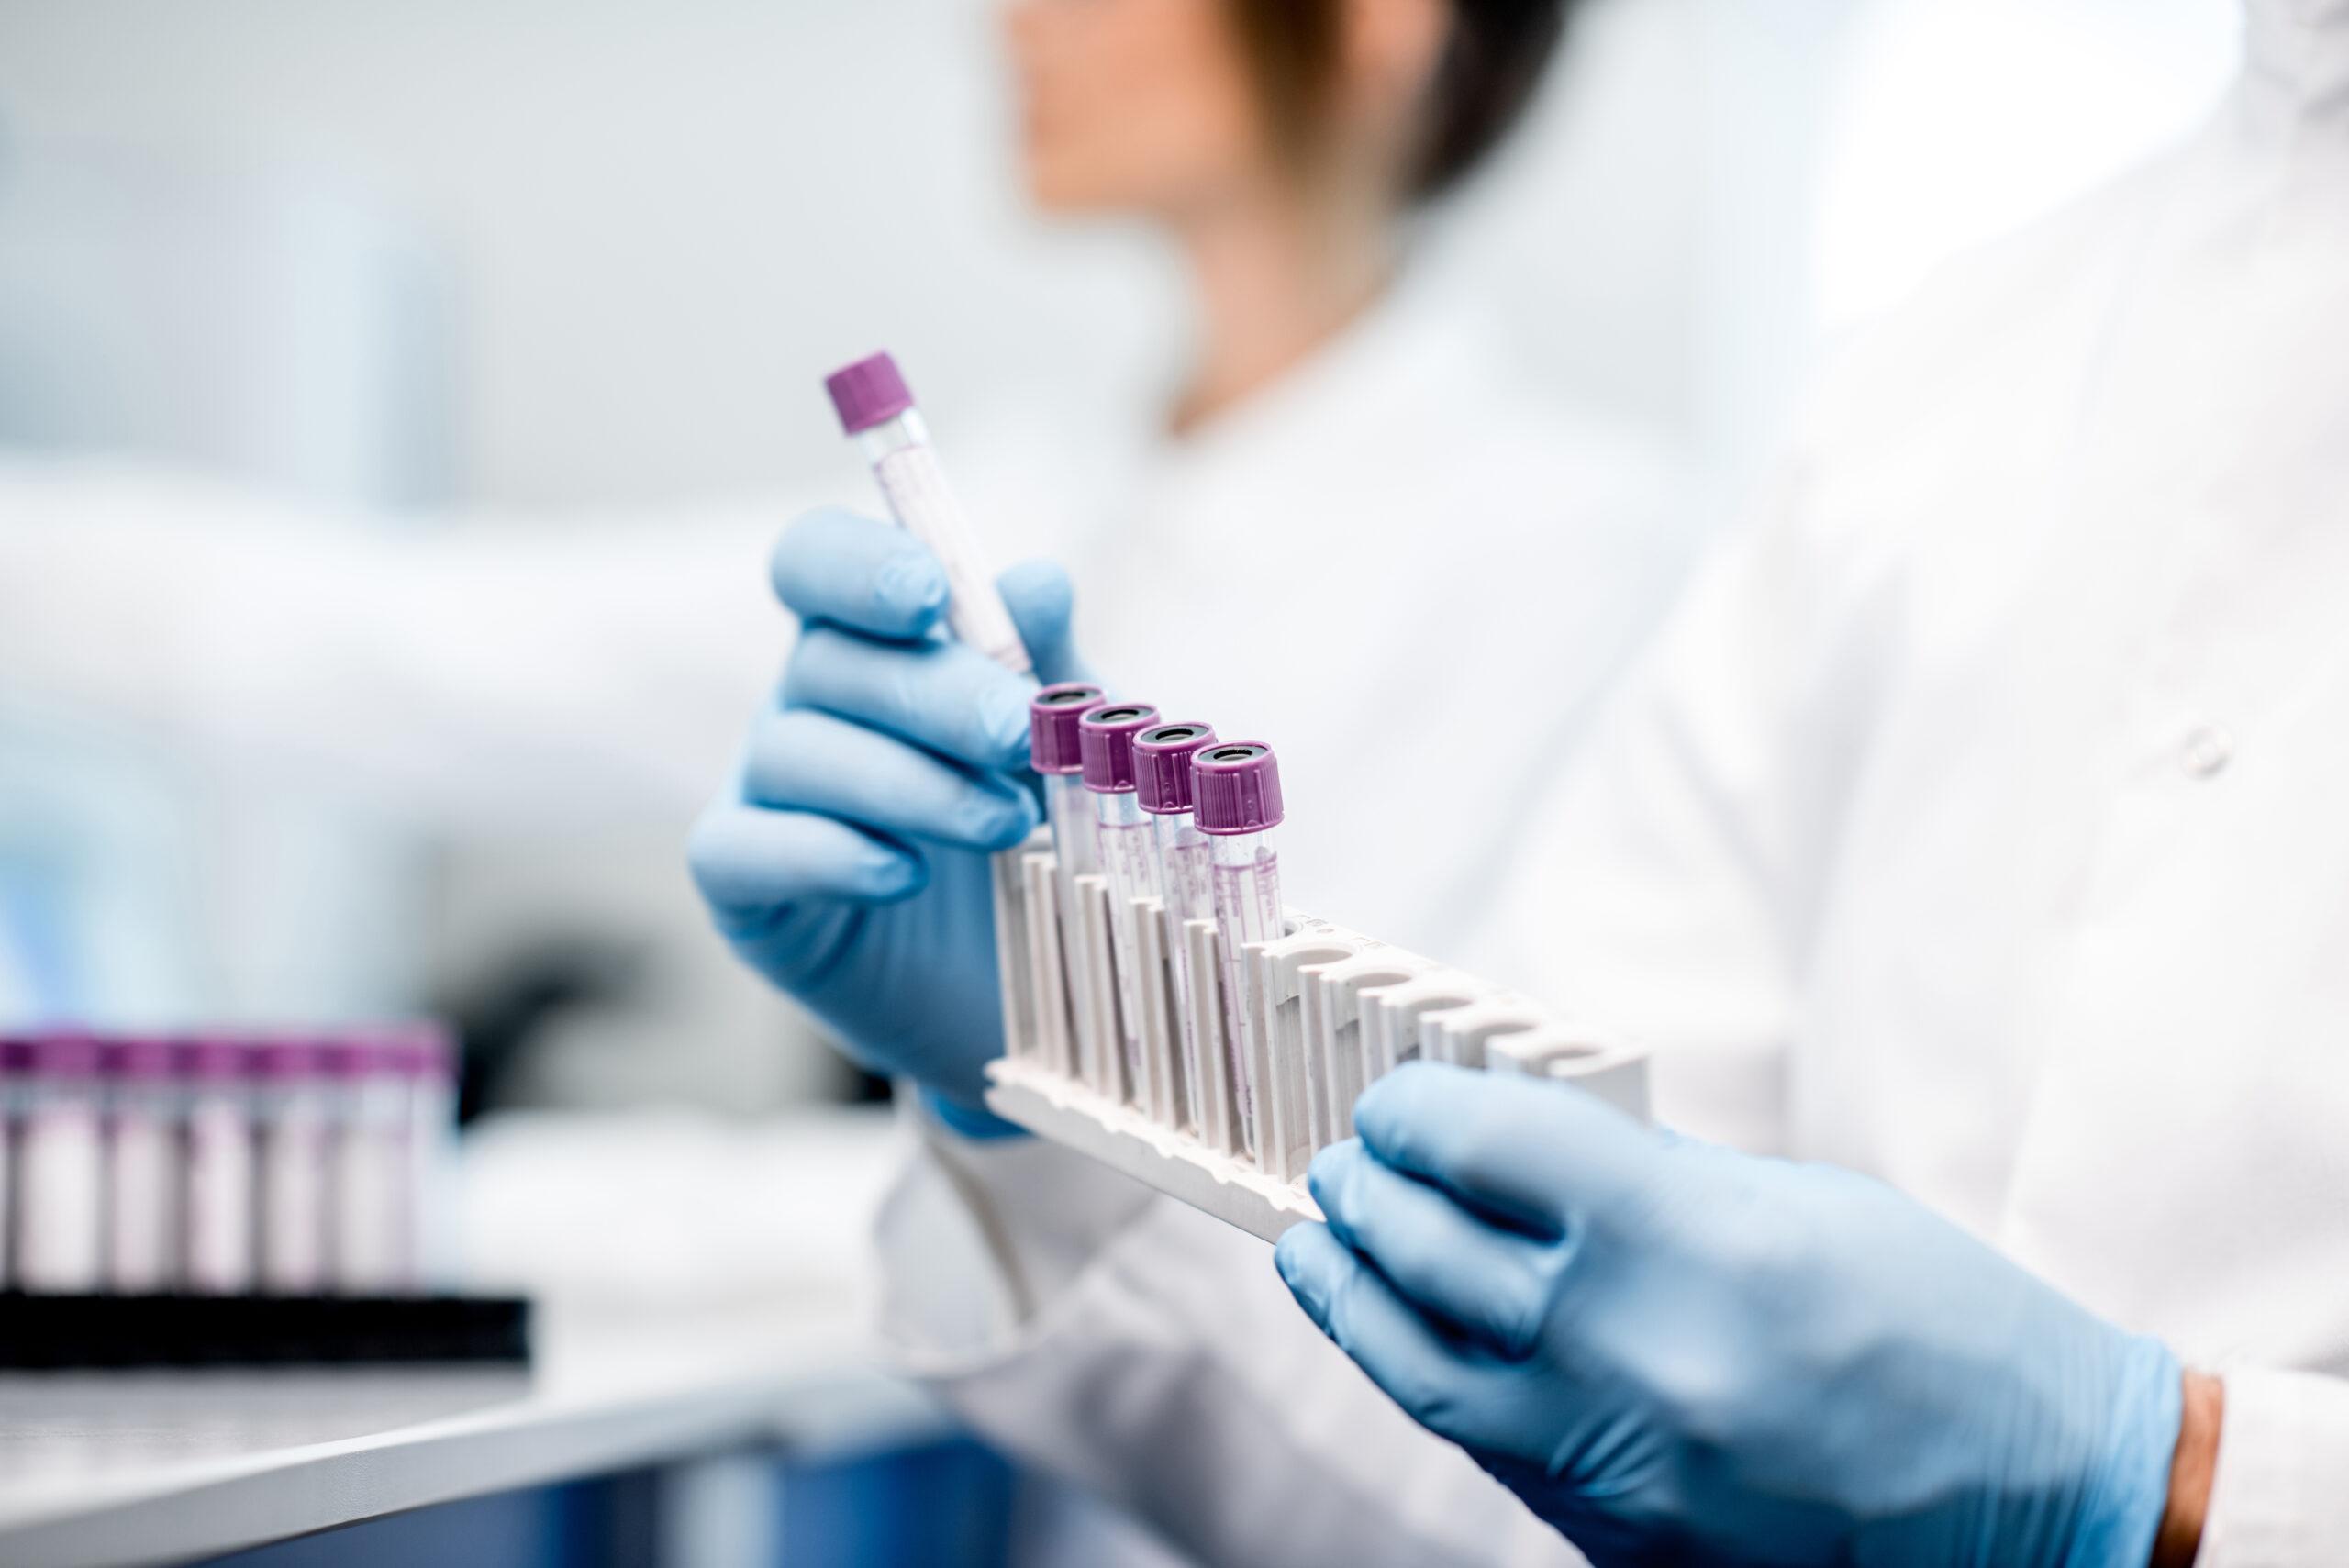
[1019,167,1130,219]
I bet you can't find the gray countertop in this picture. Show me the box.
[0,1299,944,1568]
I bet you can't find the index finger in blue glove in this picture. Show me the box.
[1353,1062,1663,1237]
[997,558,1085,686]
[772,508,950,640]
[743,707,1039,852]
[1275,1223,1517,1451]
[687,801,924,924]
[785,625,1035,773]
[1308,1140,1558,1360]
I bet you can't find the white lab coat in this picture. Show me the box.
[875,5,2349,1563]
[0,473,787,832]
[962,283,1694,956]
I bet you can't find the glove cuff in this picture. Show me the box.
[920,1083,1031,1141]
[2065,1334,2184,1568]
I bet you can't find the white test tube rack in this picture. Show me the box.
[983,833,1653,1242]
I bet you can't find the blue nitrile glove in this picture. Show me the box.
[688,508,1085,1133]
[1275,1063,2184,1568]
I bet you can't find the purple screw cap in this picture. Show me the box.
[1030,683,1107,774]
[255,1038,328,1080]
[178,1034,253,1081]
[28,1031,101,1077]
[1078,704,1162,794]
[1193,743,1285,835]
[1135,722,1219,815]
[824,351,916,435]
[105,1037,177,1080]
[324,1037,401,1079]
[386,1021,458,1080]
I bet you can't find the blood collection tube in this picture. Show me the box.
[1030,683,1107,1080]
[1195,744,1286,1155]
[1135,722,1218,1131]
[826,351,1032,675]
[1078,703,1163,1108]
[1030,683,1107,888]
[257,1038,333,1294]
[0,1039,19,1290]
[182,1035,257,1295]
[329,1036,414,1294]
[104,1037,182,1293]
[395,1023,459,1289]
[17,1032,104,1293]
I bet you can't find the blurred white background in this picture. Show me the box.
[0,0,2238,1114]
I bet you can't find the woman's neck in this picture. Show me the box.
[1169,182,1397,436]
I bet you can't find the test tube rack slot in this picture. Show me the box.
[985,835,1652,1242]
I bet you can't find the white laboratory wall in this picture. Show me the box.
[0,0,1722,508]
[0,0,2251,517]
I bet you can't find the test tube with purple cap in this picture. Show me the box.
[257,1037,333,1295]
[104,1037,181,1293]
[1135,721,1219,1132]
[826,351,1032,676]
[1195,743,1286,1156]
[1031,683,1107,890]
[329,1034,416,1294]
[181,1035,257,1295]
[394,1022,459,1288]
[1030,683,1108,1082]
[1078,702,1163,1109]
[17,1033,104,1293]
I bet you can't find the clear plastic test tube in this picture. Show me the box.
[827,352,1032,676]
[1135,722,1218,1132]
[1030,683,1107,1083]
[181,1035,257,1295]
[17,1032,104,1293]
[104,1037,181,1294]
[257,1038,332,1295]
[329,1036,415,1295]
[0,1039,19,1290]
[1078,703,1163,1108]
[395,1023,460,1289]
[1195,744,1286,1156]
[1030,683,1107,892]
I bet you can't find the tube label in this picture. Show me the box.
[874,442,1034,674]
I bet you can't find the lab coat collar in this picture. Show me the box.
[1150,264,1494,482]
[2237,0,2349,141]
[1120,272,1502,562]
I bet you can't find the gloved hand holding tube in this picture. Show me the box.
[692,353,1092,1130]
[688,508,1082,1129]
[1277,1063,2206,1568]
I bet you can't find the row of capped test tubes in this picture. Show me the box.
[1022,688,1286,1148]
[0,1027,454,1296]
[992,687,1648,1198]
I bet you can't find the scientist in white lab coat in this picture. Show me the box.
[696,2,2349,1564]
[0,0,1681,1020]
[964,0,1687,954]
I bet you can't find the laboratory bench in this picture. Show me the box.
[0,1299,958,1568]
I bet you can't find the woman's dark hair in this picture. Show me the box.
[1225,0,1573,203]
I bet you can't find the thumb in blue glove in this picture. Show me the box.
[1275,1062,2185,1568]
[688,508,1085,1129]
